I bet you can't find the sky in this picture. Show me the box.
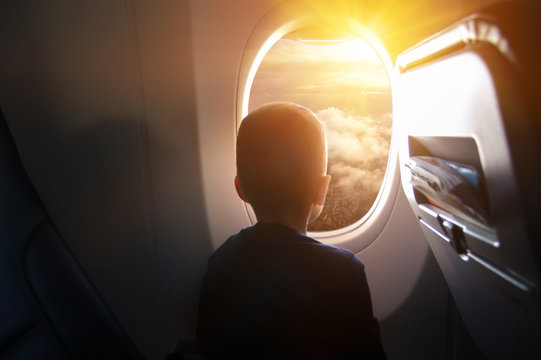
[249,38,392,230]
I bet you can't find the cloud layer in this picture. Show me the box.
[311,107,391,230]
[318,107,391,192]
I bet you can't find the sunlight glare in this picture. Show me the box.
[242,32,283,118]
[332,39,381,62]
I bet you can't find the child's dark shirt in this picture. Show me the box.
[197,222,386,359]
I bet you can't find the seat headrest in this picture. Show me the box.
[0,110,18,173]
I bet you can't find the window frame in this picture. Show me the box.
[235,4,400,252]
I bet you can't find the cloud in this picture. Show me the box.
[307,106,391,230]
[317,107,391,195]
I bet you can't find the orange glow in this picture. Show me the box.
[296,38,381,62]
[249,38,390,115]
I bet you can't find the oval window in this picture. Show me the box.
[248,37,392,231]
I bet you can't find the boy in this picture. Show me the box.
[197,102,385,358]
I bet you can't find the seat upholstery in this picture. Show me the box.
[0,109,144,359]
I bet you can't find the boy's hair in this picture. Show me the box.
[236,102,326,216]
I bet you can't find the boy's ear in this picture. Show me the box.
[315,175,331,206]
[307,175,332,225]
[235,175,248,203]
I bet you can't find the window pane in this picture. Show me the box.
[249,38,392,231]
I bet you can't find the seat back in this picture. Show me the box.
[395,3,541,358]
[0,109,144,359]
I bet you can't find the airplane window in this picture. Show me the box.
[248,38,392,231]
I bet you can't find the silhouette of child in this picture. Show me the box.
[197,102,386,359]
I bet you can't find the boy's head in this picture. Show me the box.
[236,102,330,228]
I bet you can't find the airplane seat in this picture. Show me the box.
[0,109,144,359]
[395,2,541,359]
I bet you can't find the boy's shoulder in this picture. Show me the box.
[210,223,363,271]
